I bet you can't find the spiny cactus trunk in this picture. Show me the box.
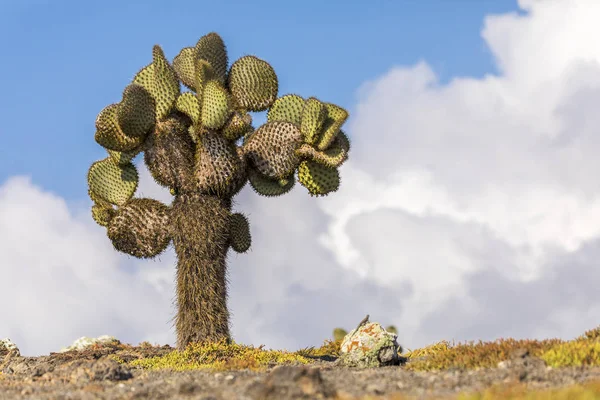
[171,192,233,350]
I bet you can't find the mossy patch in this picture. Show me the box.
[401,325,600,372]
[117,325,600,374]
[540,340,600,368]
[127,338,317,372]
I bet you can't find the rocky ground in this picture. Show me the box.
[1,340,600,399]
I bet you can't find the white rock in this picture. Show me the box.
[0,338,20,357]
[58,335,119,353]
[338,322,401,368]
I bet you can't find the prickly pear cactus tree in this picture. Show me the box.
[87,33,350,351]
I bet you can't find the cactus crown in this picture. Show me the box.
[86,32,351,256]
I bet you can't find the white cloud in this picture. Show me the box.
[0,174,176,356]
[334,0,600,347]
[2,0,600,357]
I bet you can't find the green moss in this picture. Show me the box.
[404,338,565,372]
[402,325,600,372]
[120,325,600,375]
[540,340,600,368]
[107,354,126,364]
[128,338,314,372]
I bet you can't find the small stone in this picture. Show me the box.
[0,338,20,357]
[338,322,401,368]
[58,335,120,353]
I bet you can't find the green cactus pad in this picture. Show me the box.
[195,131,245,198]
[117,83,156,138]
[133,45,180,120]
[91,203,116,227]
[227,55,278,112]
[107,148,139,166]
[242,121,303,179]
[267,94,305,125]
[300,97,327,145]
[297,159,340,196]
[294,142,347,168]
[88,188,113,209]
[173,47,198,90]
[229,212,251,253]
[201,80,231,130]
[248,168,295,197]
[335,129,350,153]
[194,58,215,95]
[222,111,253,141]
[175,92,200,125]
[195,32,228,85]
[87,158,139,206]
[95,104,145,152]
[316,102,349,151]
[295,130,350,168]
[107,198,171,258]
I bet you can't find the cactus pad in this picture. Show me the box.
[248,168,295,197]
[295,142,347,168]
[195,32,228,85]
[243,121,303,179]
[173,47,198,90]
[297,159,340,196]
[91,203,116,227]
[107,198,171,258]
[194,59,215,95]
[317,102,349,151]
[88,188,112,208]
[133,45,180,120]
[335,130,351,153]
[267,94,305,125]
[295,129,350,168]
[229,213,251,253]
[201,80,231,129]
[300,97,327,145]
[144,114,195,193]
[107,148,139,166]
[222,111,253,141]
[195,131,245,197]
[175,92,201,125]
[87,158,139,206]
[117,83,156,138]
[227,55,278,112]
[95,104,145,152]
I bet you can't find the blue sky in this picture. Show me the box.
[0,0,519,201]
[4,0,600,358]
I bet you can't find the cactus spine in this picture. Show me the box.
[86,33,350,350]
